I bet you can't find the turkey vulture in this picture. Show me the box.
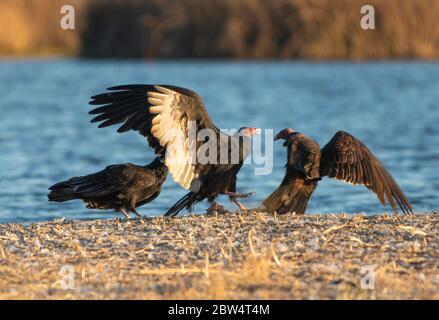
[263,129,413,215]
[89,84,260,216]
[48,157,168,218]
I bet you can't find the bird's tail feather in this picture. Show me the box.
[48,174,110,202]
[47,181,78,202]
[165,192,197,217]
[262,180,317,214]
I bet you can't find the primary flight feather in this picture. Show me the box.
[263,129,413,215]
[89,84,260,216]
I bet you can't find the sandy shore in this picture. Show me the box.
[0,212,438,299]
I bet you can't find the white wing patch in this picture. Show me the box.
[148,86,199,190]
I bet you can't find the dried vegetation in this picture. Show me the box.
[0,212,438,299]
[1,0,439,59]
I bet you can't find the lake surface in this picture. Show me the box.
[0,60,438,223]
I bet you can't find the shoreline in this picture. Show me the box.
[0,212,438,299]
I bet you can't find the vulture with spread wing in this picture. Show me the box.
[89,84,260,216]
[48,157,168,218]
[263,129,413,214]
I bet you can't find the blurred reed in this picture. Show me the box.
[0,0,438,59]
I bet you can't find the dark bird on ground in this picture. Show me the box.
[263,128,413,215]
[48,157,168,218]
[89,84,260,216]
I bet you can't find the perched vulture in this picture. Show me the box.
[89,84,260,216]
[263,129,413,215]
[48,157,168,218]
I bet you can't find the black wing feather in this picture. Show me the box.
[320,131,413,214]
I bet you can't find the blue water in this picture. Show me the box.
[0,60,438,223]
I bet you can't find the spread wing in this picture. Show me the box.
[320,131,413,214]
[89,84,221,191]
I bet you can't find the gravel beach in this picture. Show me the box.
[0,212,438,299]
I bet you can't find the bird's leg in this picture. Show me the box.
[224,191,254,211]
[120,208,131,219]
[230,198,247,211]
[132,209,144,219]
[224,191,255,199]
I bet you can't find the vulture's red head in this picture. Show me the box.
[274,128,295,141]
[237,127,261,137]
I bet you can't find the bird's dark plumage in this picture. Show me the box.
[89,84,259,216]
[48,157,168,218]
[263,129,413,215]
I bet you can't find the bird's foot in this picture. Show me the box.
[132,209,144,219]
[231,199,250,212]
[237,203,248,211]
[206,202,227,215]
[120,209,131,219]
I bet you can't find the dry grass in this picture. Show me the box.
[1,0,439,59]
[0,212,438,299]
[0,0,85,56]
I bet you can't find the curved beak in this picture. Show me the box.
[273,133,281,141]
